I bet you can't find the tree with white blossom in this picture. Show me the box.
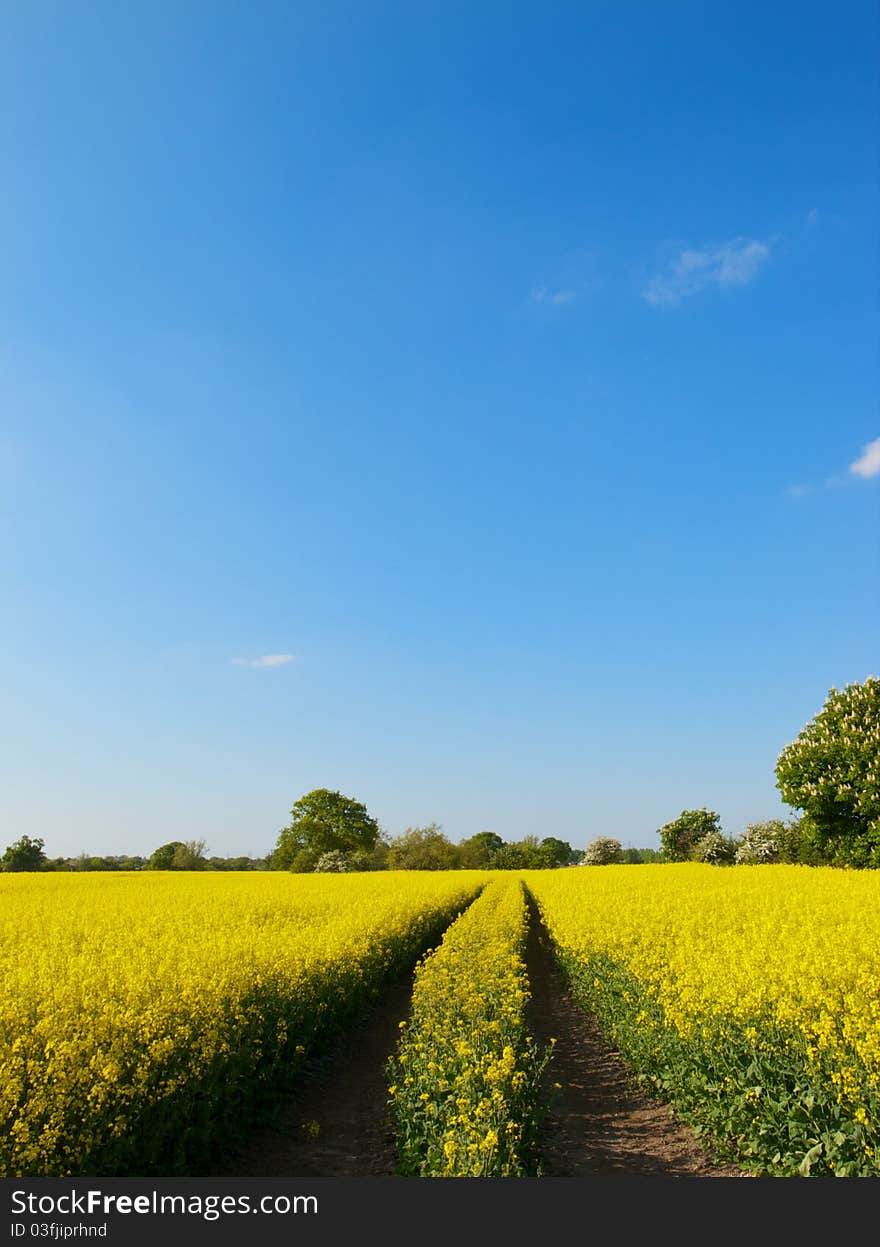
[775,677,880,869]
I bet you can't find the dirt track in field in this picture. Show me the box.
[204,907,749,1179]
[203,978,412,1177]
[525,909,749,1177]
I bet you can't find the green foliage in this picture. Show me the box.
[539,836,579,867]
[774,817,825,865]
[581,837,623,865]
[147,841,207,870]
[775,678,880,868]
[619,847,662,864]
[47,854,147,872]
[493,836,541,869]
[657,809,721,862]
[352,839,391,871]
[272,789,380,870]
[170,840,208,871]
[386,825,459,871]
[147,842,185,870]
[492,835,572,870]
[287,848,319,873]
[205,856,269,871]
[457,831,505,868]
[1,835,47,872]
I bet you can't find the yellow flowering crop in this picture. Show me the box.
[388,876,549,1176]
[0,871,486,1177]
[526,864,880,1176]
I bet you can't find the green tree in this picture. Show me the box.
[657,809,721,862]
[272,789,380,871]
[540,836,578,866]
[620,847,661,864]
[147,841,185,870]
[773,816,821,865]
[1,835,47,872]
[70,854,106,871]
[386,825,459,870]
[775,678,880,868]
[349,838,391,872]
[457,831,505,868]
[206,855,269,871]
[170,839,208,870]
[493,835,551,869]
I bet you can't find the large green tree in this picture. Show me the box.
[170,840,208,870]
[493,835,564,869]
[539,836,579,867]
[775,678,880,868]
[272,788,380,871]
[147,841,185,870]
[457,831,505,868]
[386,824,459,871]
[1,835,47,872]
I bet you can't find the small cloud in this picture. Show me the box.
[231,654,295,668]
[642,237,771,306]
[531,285,577,307]
[786,483,813,499]
[850,437,880,479]
[528,251,601,312]
[805,208,819,231]
[824,473,848,490]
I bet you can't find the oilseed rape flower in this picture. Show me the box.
[526,864,880,1176]
[387,877,550,1177]
[0,871,486,1176]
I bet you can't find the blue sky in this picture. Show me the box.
[1,2,877,858]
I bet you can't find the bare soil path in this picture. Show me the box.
[204,977,413,1177]
[525,906,748,1177]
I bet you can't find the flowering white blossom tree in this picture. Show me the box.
[775,677,880,868]
[581,837,623,865]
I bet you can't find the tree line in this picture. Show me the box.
[3,676,876,872]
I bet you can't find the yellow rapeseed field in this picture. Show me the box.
[388,876,548,1176]
[526,864,880,1175]
[0,871,486,1177]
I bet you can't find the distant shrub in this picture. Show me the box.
[735,822,781,865]
[620,847,662,864]
[657,809,721,862]
[313,850,355,873]
[581,837,623,865]
[691,831,736,865]
[387,825,460,871]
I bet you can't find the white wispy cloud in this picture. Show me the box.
[785,483,813,499]
[849,437,880,479]
[530,285,577,306]
[527,250,601,311]
[642,237,771,306]
[231,654,295,668]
